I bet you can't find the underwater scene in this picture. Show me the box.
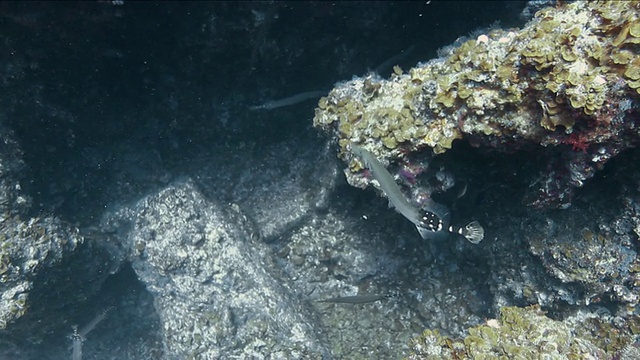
[0,1,639,359]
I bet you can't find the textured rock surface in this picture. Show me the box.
[0,125,126,358]
[190,138,340,241]
[102,180,328,358]
[0,1,639,359]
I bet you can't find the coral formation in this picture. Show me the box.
[313,3,640,354]
[407,305,640,359]
[314,1,640,208]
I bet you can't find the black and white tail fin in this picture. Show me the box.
[416,220,484,244]
[449,220,484,244]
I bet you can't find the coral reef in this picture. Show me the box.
[313,2,640,356]
[3,1,640,358]
[407,305,640,359]
[314,1,640,208]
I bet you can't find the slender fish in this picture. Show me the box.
[350,143,484,244]
[249,90,325,110]
[317,294,390,304]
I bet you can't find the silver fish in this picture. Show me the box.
[317,294,390,304]
[350,143,484,244]
[249,90,325,110]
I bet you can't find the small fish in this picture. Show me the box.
[249,90,325,110]
[317,294,390,304]
[349,143,484,244]
[373,45,416,75]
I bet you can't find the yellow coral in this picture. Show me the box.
[313,0,640,164]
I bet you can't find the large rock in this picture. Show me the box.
[103,179,328,358]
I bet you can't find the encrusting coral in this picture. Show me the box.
[314,0,640,208]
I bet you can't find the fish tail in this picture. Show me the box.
[449,220,484,244]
